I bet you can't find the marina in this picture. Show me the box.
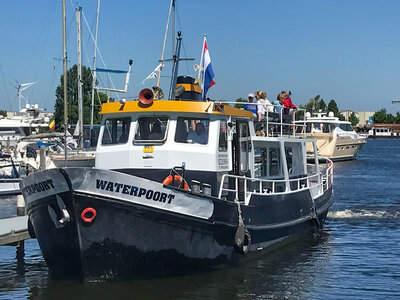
[0,139,399,298]
[1,0,400,299]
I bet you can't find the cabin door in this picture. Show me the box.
[232,121,250,176]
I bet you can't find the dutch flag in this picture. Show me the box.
[201,37,215,101]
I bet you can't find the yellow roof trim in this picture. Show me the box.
[100,100,253,118]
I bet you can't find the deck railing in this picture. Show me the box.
[218,158,333,205]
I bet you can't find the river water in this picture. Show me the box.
[0,139,399,299]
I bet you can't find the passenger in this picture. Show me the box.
[187,122,208,144]
[281,91,297,114]
[255,91,274,114]
[148,122,163,140]
[243,93,258,119]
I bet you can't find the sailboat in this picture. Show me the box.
[20,0,334,280]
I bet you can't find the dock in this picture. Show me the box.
[0,215,30,246]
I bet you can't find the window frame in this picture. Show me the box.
[133,115,170,145]
[101,117,131,146]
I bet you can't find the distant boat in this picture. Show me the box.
[0,104,50,148]
[295,112,367,161]
[0,153,21,196]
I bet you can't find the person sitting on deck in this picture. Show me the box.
[243,93,258,119]
[280,91,297,114]
[187,122,208,144]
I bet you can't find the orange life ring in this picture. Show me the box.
[162,175,189,190]
[81,207,97,223]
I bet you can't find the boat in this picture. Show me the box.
[294,112,367,161]
[0,104,50,149]
[20,0,334,280]
[20,88,334,279]
[368,124,400,138]
[0,153,22,196]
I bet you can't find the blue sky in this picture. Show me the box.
[0,0,399,114]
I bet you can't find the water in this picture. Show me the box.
[0,139,399,299]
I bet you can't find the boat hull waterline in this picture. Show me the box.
[21,168,333,279]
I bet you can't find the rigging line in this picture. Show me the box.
[82,11,120,101]
[43,60,62,109]
[32,2,59,101]
[0,64,13,111]
[175,5,191,75]
[21,0,58,83]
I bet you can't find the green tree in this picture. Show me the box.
[234,97,247,108]
[327,99,345,120]
[349,113,359,126]
[386,113,396,124]
[372,109,387,123]
[396,112,400,124]
[0,110,7,117]
[300,95,320,113]
[54,64,108,129]
[319,99,327,112]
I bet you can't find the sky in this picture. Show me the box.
[0,0,400,114]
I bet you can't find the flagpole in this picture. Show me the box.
[200,35,206,101]
[157,0,174,88]
[198,34,206,80]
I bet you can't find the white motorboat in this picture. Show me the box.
[295,112,367,161]
[0,104,50,148]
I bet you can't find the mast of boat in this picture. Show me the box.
[62,0,68,166]
[90,0,100,146]
[156,0,174,88]
[76,6,83,149]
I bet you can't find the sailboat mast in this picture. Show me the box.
[156,0,174,88]
[62,0,68,166]
[90,0,100,145]
[76,6,83,149]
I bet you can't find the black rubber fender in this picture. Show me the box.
[234,226,251,255]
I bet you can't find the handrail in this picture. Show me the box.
[218,158,333,204]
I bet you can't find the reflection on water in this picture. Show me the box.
[0,139,400,299]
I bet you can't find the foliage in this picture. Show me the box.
[372,109,388,123]
[300,95,322,113]
[349,113,359,126]
[0,110,7,117]
[327,99,345,120]
[54,64,108,130]
[234,97,247,108]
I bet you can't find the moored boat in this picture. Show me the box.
[295,112,367,161]
[21,90,334,280]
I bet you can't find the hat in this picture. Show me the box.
[248,93,254,98]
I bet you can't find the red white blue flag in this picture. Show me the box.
[201,37,215,100]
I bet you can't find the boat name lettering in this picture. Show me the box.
[22,179,55,196]
[96,179,175,204]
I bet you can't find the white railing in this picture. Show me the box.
[254,107,307,138]
[218,158,333,205]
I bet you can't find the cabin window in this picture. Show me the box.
[306,123,311,133]
[312,123,321,133]
[134,117,169,143]
[239,123,250,172]
[218,120,228,152]
[269,147,280,176]
[285,147,293,174]
[101,117,131,145]
[322,123,330,133]
[339,124,353,132]
[175,117,209,144]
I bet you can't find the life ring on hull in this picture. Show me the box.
[81,207,97,223]
[234,226,251,255]
[162,175,189,191]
